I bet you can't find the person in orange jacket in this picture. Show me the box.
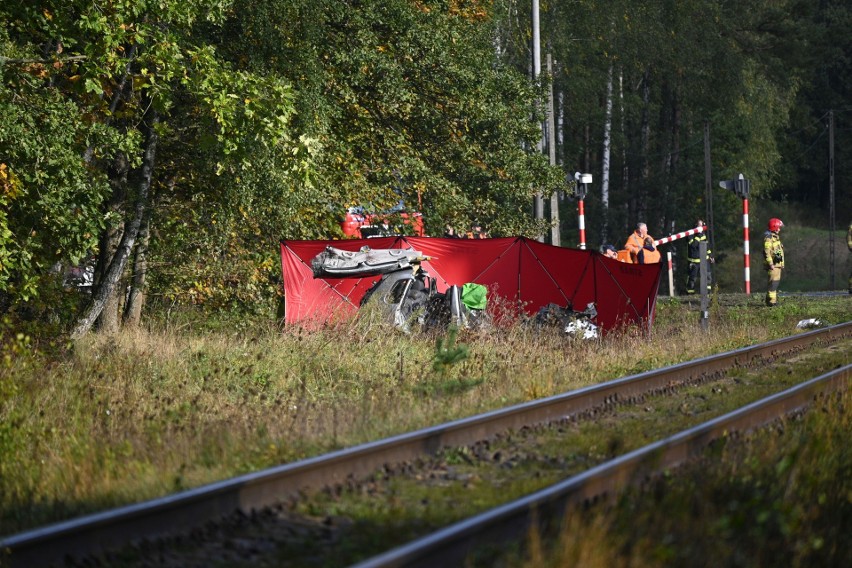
[637,236,661,263]
[624,223,654,263]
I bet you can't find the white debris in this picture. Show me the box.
[796,318,822,329]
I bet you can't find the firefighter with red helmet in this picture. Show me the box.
[763,218,785,307]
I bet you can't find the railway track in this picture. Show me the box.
[353,362,851,568]
[2,322,850,567]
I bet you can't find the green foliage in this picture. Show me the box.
[139,0,565,313]
[1,0,849,324]
[0,322,33,518]
[432,326,469,377]
[0,25,114,302]
[219,0,561,238]
[546,0,823,248]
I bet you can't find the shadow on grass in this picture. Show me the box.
[412,377,485,397]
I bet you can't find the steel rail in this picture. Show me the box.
[353,363,852,568]
[2,322,850,567]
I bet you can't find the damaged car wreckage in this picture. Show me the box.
[311,245,486,332]
[311,246,487,333]
[310,245,599,338]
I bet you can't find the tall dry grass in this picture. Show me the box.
[515,383,852,568]
[1,295,850,535]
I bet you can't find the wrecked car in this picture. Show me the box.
[311,245,486,332]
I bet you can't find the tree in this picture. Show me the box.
[218,0,562,237]
[145,0,565,314]
[546,0,811,251]
[0,1,306,335]
[0,23,114,305]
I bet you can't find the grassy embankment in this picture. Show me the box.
[515,385,852,568]
[1,295,850,538]
[712,201,852,293]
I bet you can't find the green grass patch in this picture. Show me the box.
[512,385,852,568]
[0,296,850,538]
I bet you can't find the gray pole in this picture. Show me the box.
[547,53,560,246]
[699,241,709,331]
[532,0,544,240]
[704,122,716,255]
[829,110,835,289]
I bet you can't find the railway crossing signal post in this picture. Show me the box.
[574,172,592,250]
[719,174,752,294]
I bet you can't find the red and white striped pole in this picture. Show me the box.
[667,251,674,296]
[573,172,591,250]
[743,198,751,294]
[720,174,752,295]
[653,225,705,247]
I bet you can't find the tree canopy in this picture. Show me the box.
[0,0,849,332]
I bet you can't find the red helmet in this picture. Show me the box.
[768,218,784,232]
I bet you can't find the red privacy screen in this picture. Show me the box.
[280,236,662,332]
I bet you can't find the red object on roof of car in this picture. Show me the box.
[341,207,424,238]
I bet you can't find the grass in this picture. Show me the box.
[711,202,852,293]
[270,336,849,568]
[0,295,850,538]
[513,386,852,568]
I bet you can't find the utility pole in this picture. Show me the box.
[532,0,544,241]
[704,122,715,255]
[829,110,835,289]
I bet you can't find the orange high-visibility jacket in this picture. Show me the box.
[624,231,654,263]
[638,247,661,264]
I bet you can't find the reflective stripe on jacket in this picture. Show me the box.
[763,231,784,268]
[687,233,711,263]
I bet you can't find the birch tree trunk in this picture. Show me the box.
[92,154,128,334]
[72,107,159,340]
[638,69,652,222]
[600,64,613,242]
[547,54,560,246]
[620,68,629,227]
[97,268,123,333]
[123,209,150,327]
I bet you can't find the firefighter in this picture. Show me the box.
[847,221,852,294]
[377,219,394,236]
[763,218,785,307]
[466,222,487,239]
[624,223,653,263]
[686,220,713,294]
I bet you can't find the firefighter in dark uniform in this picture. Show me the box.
[686,220,713,294]
[764,218,784,307]
[847,221,852,294]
